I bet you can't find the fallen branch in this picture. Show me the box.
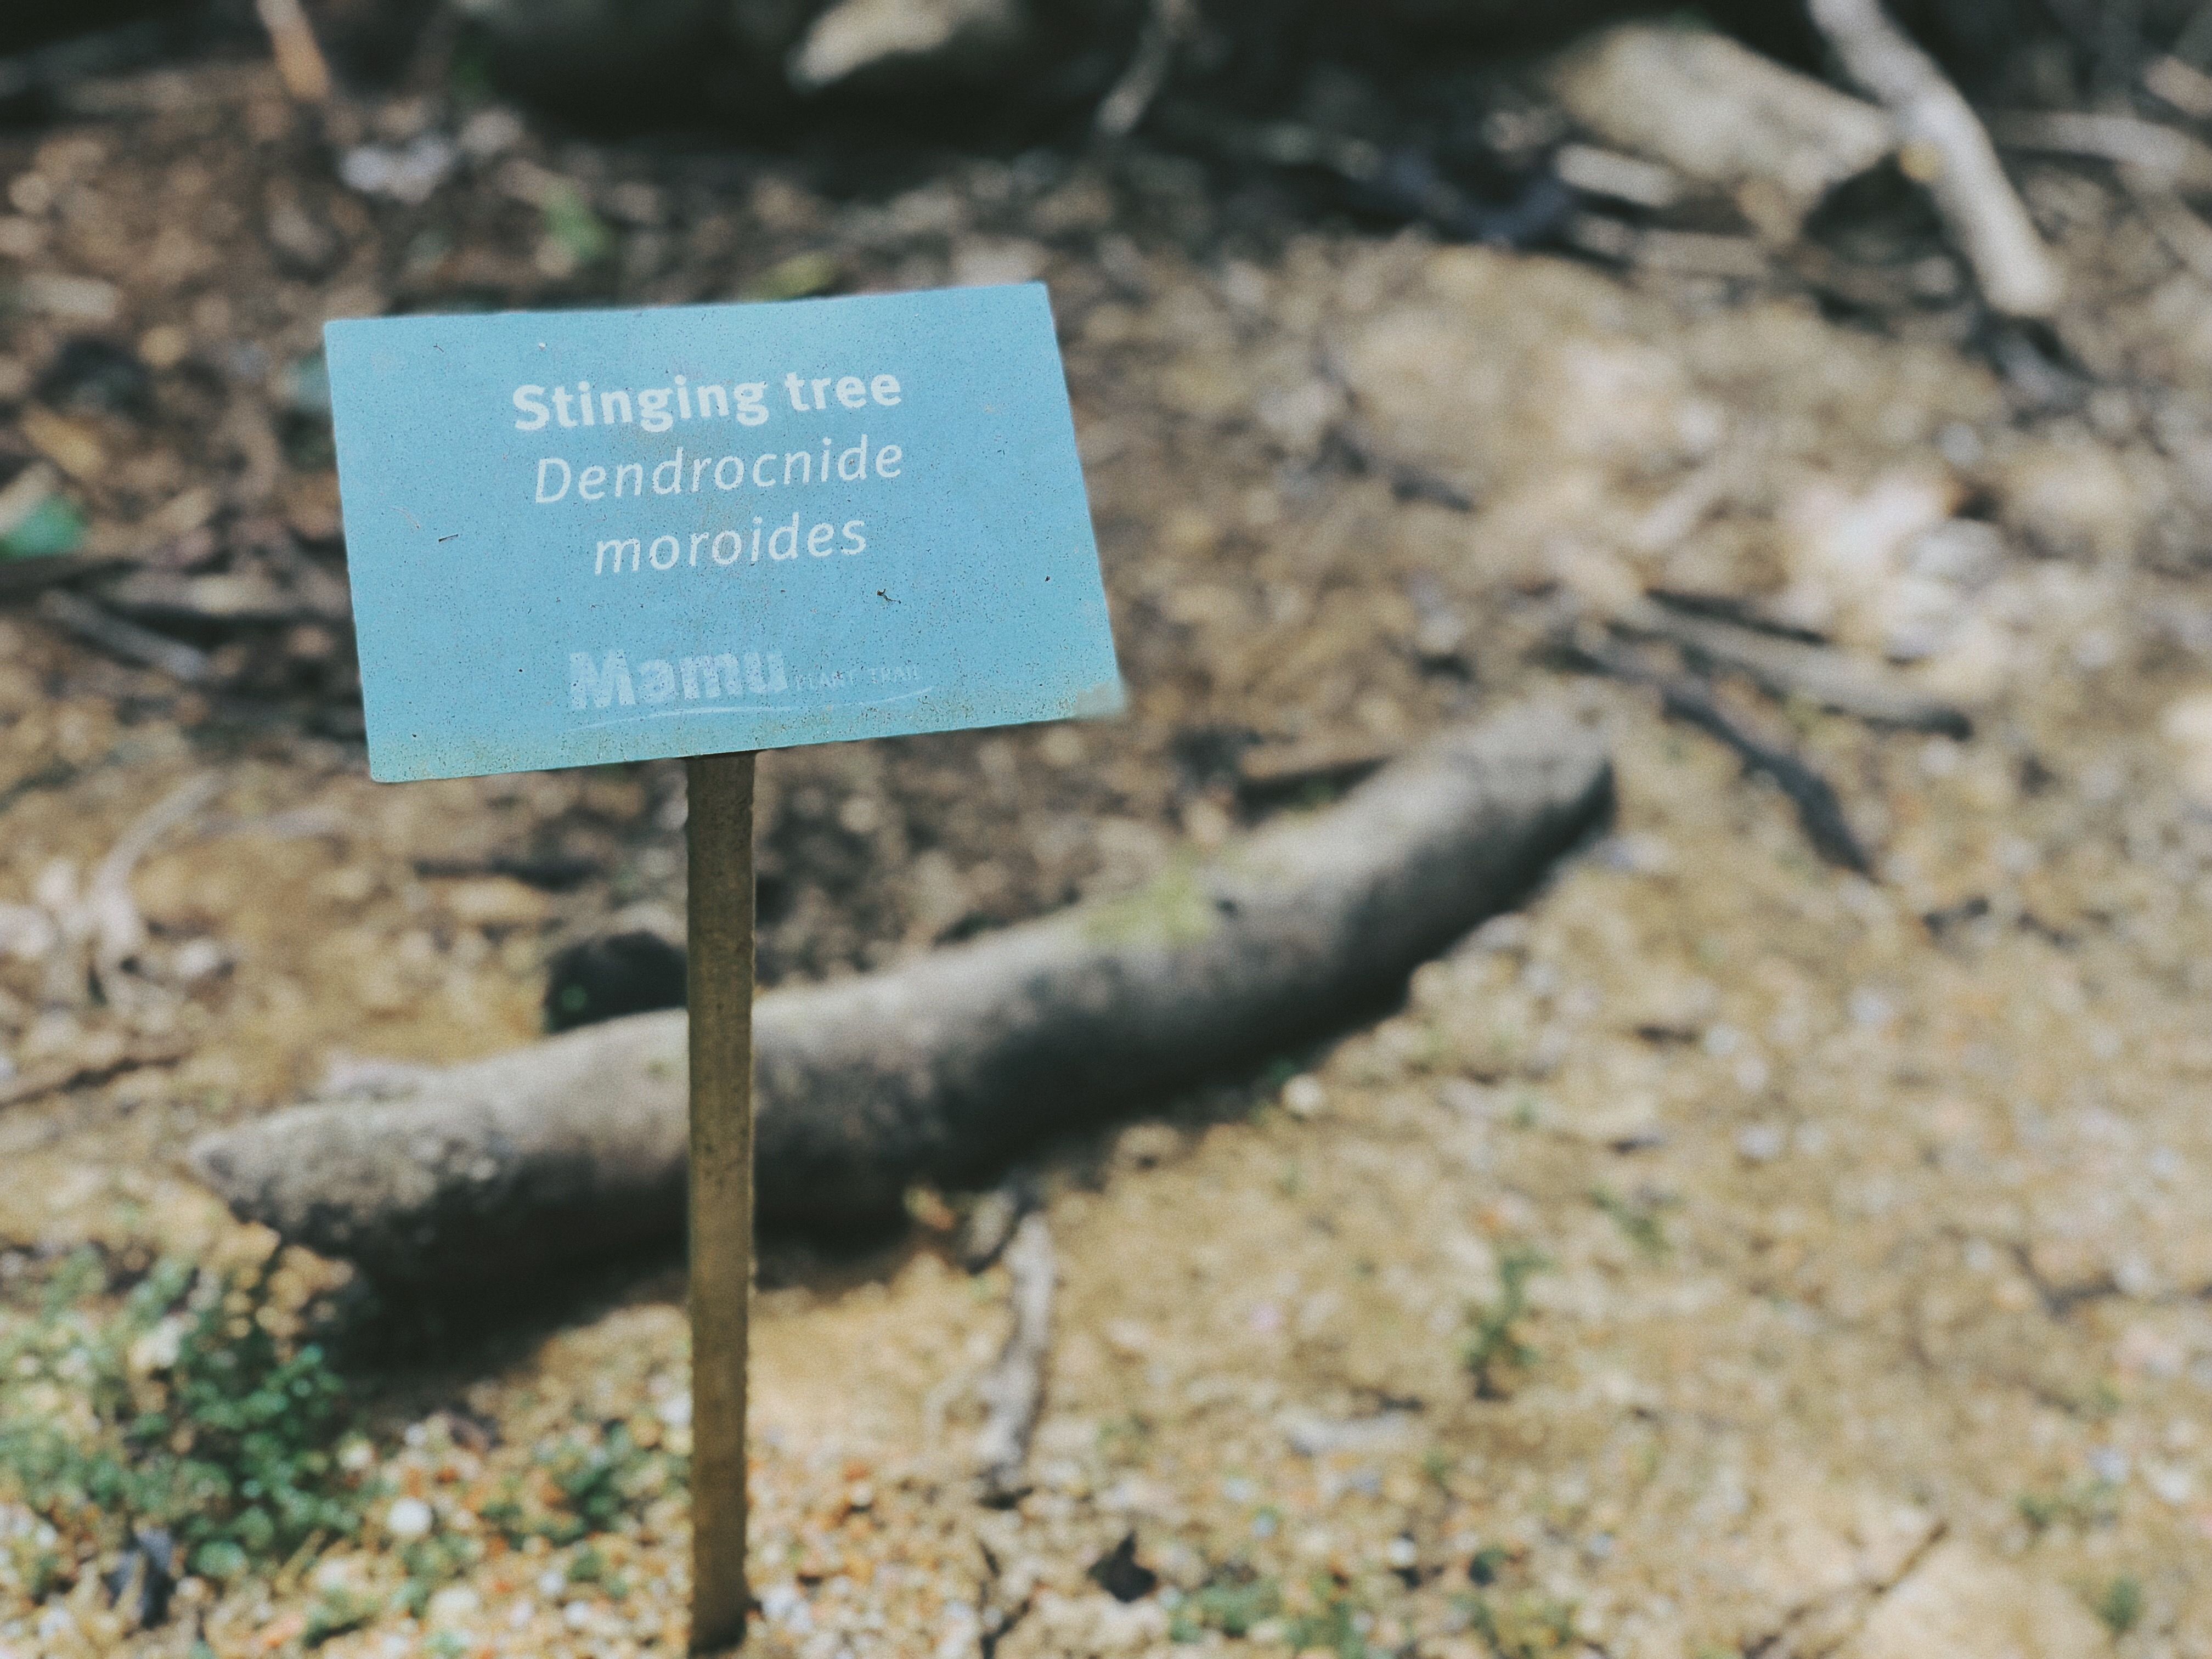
[974,1213,1053,1500]
[1989,109,2212,193]
[35,590,211,683]
[2145,54,2212,121]
[1573,633,1874,873]
[189,704,1611,1283]
[1551,22,1894,238]
[1614,597,1971,736]
[1808,0,2063,318]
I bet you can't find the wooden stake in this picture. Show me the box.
[686,751,756,1654]
[253,0,335,104]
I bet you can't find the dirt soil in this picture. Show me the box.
[3,32,2212,1659]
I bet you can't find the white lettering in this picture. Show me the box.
[570,650,633,708]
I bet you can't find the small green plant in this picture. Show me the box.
[1,495,84,560]
[305,1585,379,1646]
[1283,1577,1380,1659]
[1463,1248,1546,1399]
[477,1420,682,1548]
[1462,1592,1578,1658]
[540,182,613,268]
[1466,1544,1510,1587]
[2016,1477,2120,1533]
[1097,1413,1152,1465]
[395,1533,481,1618]
[741,251,839,302]
[1590,1187,1671,1260]
[1169,1566,1280,1640]
[2095,1573,2144,1636]
[0,1248,366,1585]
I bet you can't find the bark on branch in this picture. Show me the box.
[188,704,1610,1284]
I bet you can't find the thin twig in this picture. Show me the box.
[974,1214,1054,1501]
[1808,0,2063,318]
[0,1039,190,1110]
[86,774,219,1008]
[36,591,212,684]
[1094,0,1197,140]
[1614,597,1972,735]
[1573,631,1875,873]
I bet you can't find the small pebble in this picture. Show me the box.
[383,1498,433,1542]
[1736,1123,1786,1164]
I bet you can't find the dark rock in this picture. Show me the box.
[544,929,687,1031]
[304,0,441,82]
[38,338,152,419]
[102,1527,175,1630]
[1087,1532,1158,1602]
[454,0,721,112]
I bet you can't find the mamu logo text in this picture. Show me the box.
[570,649,787,710]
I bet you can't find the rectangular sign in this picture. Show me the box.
[325,284,1122,781]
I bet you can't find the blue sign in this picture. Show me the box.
[325,284,1122,781]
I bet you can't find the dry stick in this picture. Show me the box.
[685,752,756,1655]
[2145,53,2212,121]
[1575,633,1874,874]
[36,591,211,684]
[254,0,332,104]
[0,556,131,603]
[1982,109,2212,286]
[1094,0,1196,140]
[0,1039,189,1110]
[1612,597,1971,736]
[2120,167,2212,284]
[1989,109,2212,191]
[87,774,221,1008]
[188,704,1611,1285]
[974,1213,1054,1501]
[1807,0,2063,319]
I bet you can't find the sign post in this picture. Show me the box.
[326,283,1120,1651]
[684,749,755,1652]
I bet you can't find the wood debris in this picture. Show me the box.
[974,1213,1054,1501]
[1612,596,1972,736]
[1572,631,1874,874]
[253,0,332,105]
[187,706,1612,1282]
[1808,0,2063,318]
[1551,22,1894,239]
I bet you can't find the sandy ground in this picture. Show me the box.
[2,40,2212,1659]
